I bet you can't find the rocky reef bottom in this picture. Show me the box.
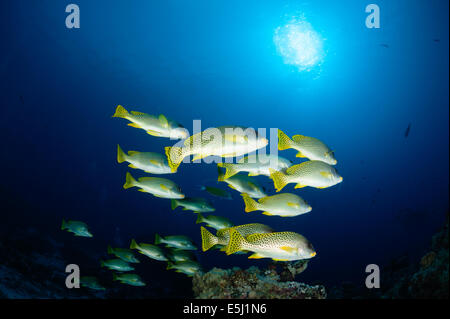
[192,261,326,299]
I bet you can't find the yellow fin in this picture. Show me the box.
[262,212,274,216]
[158,114,168,128]
[147,130,162,137]
[273,258,289,261]
[131,111,146,115]
[227,184,236,190]
[127,123,141,128]
[287,202,299,208]
[128,164,138,169]
[117,144,127,163]
[295,151,307,158]
[248,253,264,259]
[150,159,160,165]
[160,184,169,191]
[241,193,259,213]
[277,129,292,151]
[200,226,218,252]
[295,184,307,189]
[165,146,186,172]
[248,172,258,176]
[112,105,129,118]
[225,135,247,144]
[269,168,288,192]
[280,246,296,253]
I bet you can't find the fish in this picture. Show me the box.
[226,230,316,261]
[241,193,312,217]
[165,126,269,172]
[100,258,134,272]
[218,168,267,198]
[200,186,232,200]
[130,239,168,261]
[217,154,292,180]
[200,223,274,252]
[404,123,411,138]
[171,197,215,213]
[195,213,234,230]
[123,172,185,199]
[167,260,201,277]
[107,245,140,263]
[61,219,93,237]
[154,234,197,250]
[113,273,146,286]
[166,249,196,262]
[80,276,106,290]
[380,43,390,48]
[269,160,343,192]
[112,105,188,139]
[117,144,172,174]
[277,129,337,165]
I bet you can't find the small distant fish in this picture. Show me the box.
[117,145,173,174]
[241,193,312,217]
[380,43,390,48]
[200,185,232,200]
[166,249,196,262]
[226,230,316,261]
[123,172,185,199]
[433,39,440,43]
[171,197,215,213]
[404,123,411,138]
[218,169,267,198]
[196,213,234,230]
[100,258,134,272]
[80,276,105,291]
[130,239,168,261]
[164,126,268,172]
[155,234,197,251]
[217,154,292,180]
[269,160,343,192]
[200,223,274,252]
[112,105,188,139]
[167,260,201,277]
[61,219,93,237]
[278,130,337,165]
[113,273,146,286]
[107,245,140,263]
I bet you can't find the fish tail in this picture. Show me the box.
[165,146,185,172]
[226,229,245,255]
[61,219,67,230]
[112,105,129,118]
[277,129,292,151]
[117,144,128,163]
[200,226,218,252]
[154,233,162,245]
[217,163,238,180]
[130,239,139,250]
[196,213,205,224]
[123,172,137,189]
[107,245,114,255]
[241,193,259,212]
[269,168,288,192]
[171,199,179,210]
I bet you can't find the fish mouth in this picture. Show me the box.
[310,252,317,257]
[338,176,343,182]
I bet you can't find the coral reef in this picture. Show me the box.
[382,216,449,299]
[192,265,326,299]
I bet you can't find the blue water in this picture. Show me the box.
[1,0,448,293]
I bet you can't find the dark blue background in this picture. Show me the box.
[1,0,448,293]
